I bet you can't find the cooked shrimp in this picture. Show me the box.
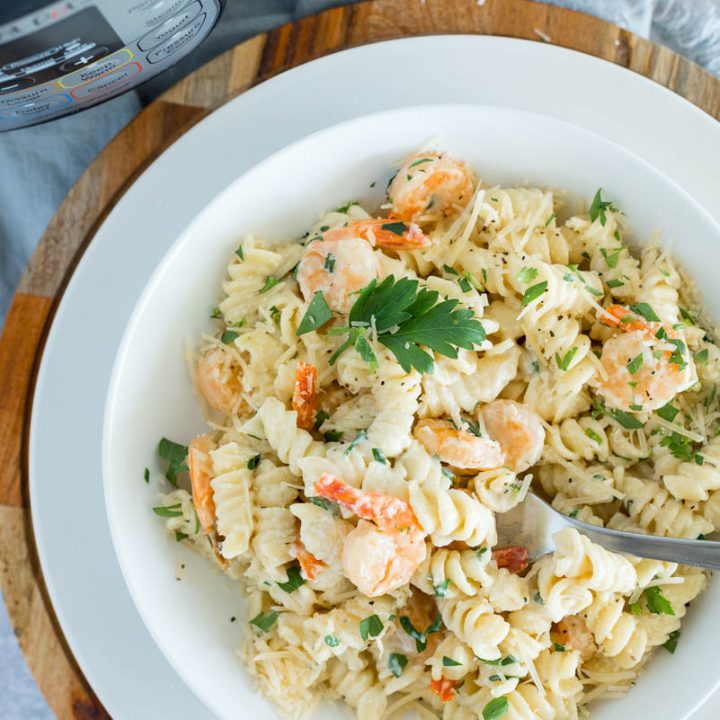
[292,361,317,430]
[552,616,596,660]
[324,218,432,250]
[292,539,326,581]
[313,474,427,597]
[195,347,242,415]
[388,152,474,222]
[480,399,544,472]
[296,235,379,313]
[597,304,696,411]
[414,419,505,473]
[188,435,228,567]
[188,435,217,534]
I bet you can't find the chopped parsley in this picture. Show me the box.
[399,615,442,652]
[269,305,281,323]
[249,611,278,632]
[323,429,343,442]
[296,292,333,335]
[555,347,578,371]
[585,427,603,445]
[626,354,644,375]
[553,642,566,652]
[345,430,368,455]
[372,447,387,464]
[247,454,261,470]
[211,305,222,319]
[663,629,681,654]
[152,503,183,518]
[174,531,188,542]
[443,656,462,666]
[381,221,408,236]
[359,614,384,641]
[521,281,548,307]
[644,586,675,616]
[221,329,239,344]
[144,467,150,484]
[336,200,359,213]
[388,653,408,677]
[606,278,625,289]
[599,246,623,268]
[409,157,434,168]
[544,213,556,228]
[433,578,450,598]
[277,564,306,593]
[680,307,696,326]
[328,275,486,374]
[443,264,459,276]
[628,302,660,323]
[588,189,617,227]
[657,403,679,422]
[482,695,509,720]
[324,635,340,647]
[235,245,244,260]
[323,253,336,273]
[158,437,188,486]
[694,348,709,365]
[517,267,538,284]
[659,432,702,463]
[309,496,336,512]
[313,410,329,430]
[259,276,279,294]
[458,272,474,293]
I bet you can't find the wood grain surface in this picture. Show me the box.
[0,0,718,717]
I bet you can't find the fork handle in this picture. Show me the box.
[567,517,720,570]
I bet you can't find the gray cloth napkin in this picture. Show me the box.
[0,1,718,718]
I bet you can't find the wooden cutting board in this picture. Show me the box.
[0,0,718,717]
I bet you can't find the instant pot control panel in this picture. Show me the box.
[0,0,221,130]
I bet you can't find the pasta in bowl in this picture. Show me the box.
[104,106,720,720]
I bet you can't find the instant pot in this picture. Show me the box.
[0,0,222,130]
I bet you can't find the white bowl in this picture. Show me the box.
[104,105,720,720]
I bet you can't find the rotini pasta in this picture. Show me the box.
[150,150,715,720]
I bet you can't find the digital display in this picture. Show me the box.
[0,6,123,93]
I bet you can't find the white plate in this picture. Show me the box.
[104,103,720,720]
[30,36,720,720]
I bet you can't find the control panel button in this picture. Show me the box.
[0,76,35,94]
[143,0,187,28]
[70,63,142,100]
[59,46,109,73]
[146,13,205,64]
[0,84,56,109]
[6,92,71,119]
[59,48,133,88]
[138,1,201,51]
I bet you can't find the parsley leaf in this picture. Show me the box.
[521,281,548,307]
[626,354,644,375]
[372,447,387,464]
[388,653,408,677]
[555,347,578,371]
[611,410,644,430]
[517,267,538,284]
[359,614,383,641]
[483,696,509,720]
[324,253,335,273]
[606,278,625,289]
[158,438,188,486]
[694,348,709,365]
[313,410,329,430]
[250,611,278,632]
[588,189,617,227]
[325,635,340,647]
[259,276,279,294]
[175,530,188,542]
[152,503,183,518]
[600,247,623,268]
[277,564,306,593]
[680,307,696,326]
[381,221,407,236]
[144,467,150,484]
[663,629,681,653]
[247,454,261,470]
[433,578,450,597]
[399,615,442,652]
[644,586,675,616]
[628,302,661,323]
[585,428,603,445]
[331,276,486,374]
[221,329,239,344]
[345,430,368,455]
[235,245,244,260]
[657,403,679,422]
[297,292,333,335]
[443,656,462,666]
[659,432,700,462]
[323,429,343,442]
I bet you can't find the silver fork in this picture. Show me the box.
[495,492,720,570]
